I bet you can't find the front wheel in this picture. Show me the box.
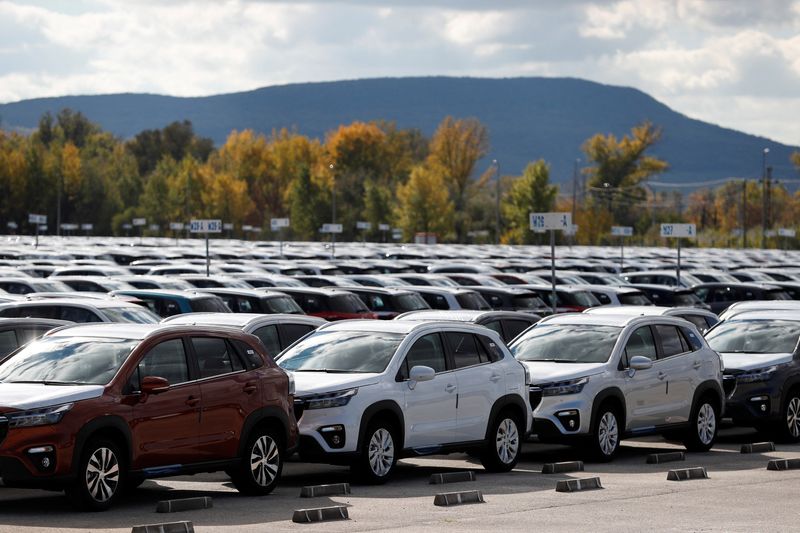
[352,422,397,484]
[587,406,620,461]
[65,439,124,511]
[683,397,718,452]
[230,427,283,495]
[772,391,800,443]
[481,413,522,472]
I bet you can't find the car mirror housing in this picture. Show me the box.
[408,365,435,389]
[629,356,653,371]
[141,375,170,394]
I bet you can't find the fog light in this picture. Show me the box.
[318,425,346,449]
[26,445,56,473]
[555,410,580,432]
[749,396,770,416]
[41,457,50,468]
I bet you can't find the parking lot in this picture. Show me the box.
[1,425,797,532]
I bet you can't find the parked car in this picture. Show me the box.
[623,270,704,288]
[585,305,720,333]
[201,288,305,315]
[583,285,653,307]
[463,286,549,315]
[630,284,710,309]
[0,317,72,359]
[705,311,800,441]
[0,323,298,509]
[275,287,378,321]
[163,313,326,358]
[110,289,231,318]
[338,287,430,319]
[178,275,254,289]
[510,313,724,460]
[111,275,196,291]
[718,300,800,321]
[518,285,602,313]
[55,276,136,293]
[401,286,492,311]
[395,310,539,343]
[277,320,532,482]
[0,298,160,323]
[0,277,74,295]
[692,282,791,314]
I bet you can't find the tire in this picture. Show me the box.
[230,426,283,496]
[587,404,620,462]
[352,421,397,484]
[683,396,718,452]
[65,438,125,511]
[480,412,522,473]
[772,389,800,443]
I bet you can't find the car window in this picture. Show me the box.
[231,339,264,369]
[476,334,504,362]
[298,295,324,313]
[681,326,703,351]
[280,323,316,348]
[487,294,504,307]
[594,292,612,305]
[192,337,242,378]
[236,296,254,313]
[681,314,709,333]
[624,326,657,364]
[503,319,532,341]
[136,339,190,388]
[17,327,53,345]
[399,333,447,379]
[446,331,483,369]
[619,292,651,305]
[483,320,504,338]
[190,297,230,313]
[424,294,449,309]
[254,325,281,357]
[655,325,686,358]
[0,329,18,357]
[264,296,303,314]
[59,306,103,323]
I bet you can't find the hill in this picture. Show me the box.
[0,76,796,186]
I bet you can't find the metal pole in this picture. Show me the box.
[761,148,769,248]
[56,175,62,237]
[330,164,336,259]
[572,159,579,245]
[35,224,39,249]
[550,229,557,314]
[677,238,681,286]
[494,159,501,245]
[620,236,624,272]
[205,234,210,277]
[742,179,747,249]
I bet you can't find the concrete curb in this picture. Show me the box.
[155,497,212,513]
[646,452,685,464]
[667,467,708,481]
[292,506,350,523]
[300,483,351,498]
[132,521,194,533]
[767,458,800,471]
[433,490,485,507]
[555,477,603,492]
[542,461,584,474]
[741,442,776,454]
[429,471,477,484]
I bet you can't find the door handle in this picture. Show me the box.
[445,384,457,393]
[692,361,702,369]
[489,373,502,382]
[186,396,200,407]
[243,382,258,394]
[657,372,666,381]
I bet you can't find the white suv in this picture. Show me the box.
[276,320,532,482]
[510,313,724,460]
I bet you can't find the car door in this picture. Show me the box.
[128,338,202,469]
[190,336,261,461]
[652,324,694,424]
[448,331,506,442]
[397,332,457,449]
[621,325,665,429]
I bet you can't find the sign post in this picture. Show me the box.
[320,224,343,258]
[28,213,47,248]
[660,223,696,285]
[356,221,371,246]
[132,217,146,244]
[169,222,184,244]
[530,212,572,314]
[779,228,796,252]
[271,218,290,257]
[611,226,634,272]
[223,223,234,239]
[80,223,93,236]
[190,219,223,276]
[378,223,390,243]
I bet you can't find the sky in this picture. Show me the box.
[1,0,799,145]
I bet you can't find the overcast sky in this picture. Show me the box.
[1,0,799,145]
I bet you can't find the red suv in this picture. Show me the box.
[0,323,297,510]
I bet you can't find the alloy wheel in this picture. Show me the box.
[250,435,280,487]
[368,428,394,477]
[85,447,119,503]
[598,412,618,456]
[495,418,520,464]
[697,403,716,445]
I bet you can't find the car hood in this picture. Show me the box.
[519,361,605,384]
[0,383,104,411]
[289,371,382,396]
[720,352,794,372]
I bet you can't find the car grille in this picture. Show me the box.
[0,416,7,446]
[529,387,543,412]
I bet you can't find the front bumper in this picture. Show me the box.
[527,386,590,440]
[723,376,781,424]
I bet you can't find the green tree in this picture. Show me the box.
[501,160,558,244]
[288,164,328,240]
[395,165,454,241]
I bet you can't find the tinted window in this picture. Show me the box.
[231,339,263,369]
[483,320,504,338]
[190,297,230,313]
[594,292,612,305]
[264,296,303,314]
[766,290,791,301]
[399,333,447,379]
[296,295,325,313]
[423,294,449,310]
[655,325,686,358]
[503,319,532,341]
[456,292,491,310]
[625,326,657,362]
[136,339,189,388]
[280,323,316,347]
[446,331,482,369]
[512,295,546,309]
[0,306,56,319]
[254,325,281,357]
[101,306,160,324]
[17,327,53,345]
[486,294,504,307]
[331,294,369,313]
[619,292,652,305]
[394,293,429,312]
[476,334,503,362]
[681,314,710,333]
[673,291,702,306]
[192,337,242,378]
[59,307,102,323]
[681,326,704,351]
[0,329,18,357]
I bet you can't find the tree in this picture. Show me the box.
[583,122,668,225]
[288,164,328,240]
[501,160,558,244]
[427,117,489,241]
[395,165,454,240]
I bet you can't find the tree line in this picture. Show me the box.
[1,109,798,246]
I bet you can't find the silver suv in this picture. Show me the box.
[509,313,724,460]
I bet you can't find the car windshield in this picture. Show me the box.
[619,292,652,305]
[511,324,621,363]
[331,294,370,313]
[33,281,72,292]
[706,320,800,354]
[674,291,702,305]
[456,292,491,310]
[0,336,137,385]
[277,330,404,373]
[190,297,231,313]
[264,296,304,314]
[395,293,429,312]
[101,306,160,324]
[512,295,546,309]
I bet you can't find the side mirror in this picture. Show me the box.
[141,375,170,395]
[629,356,653,371]
[408,365,435,390]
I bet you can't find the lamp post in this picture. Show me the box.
[761,148,770,248]
[329,162,336,258]
[493,159,500,245]
[571,158,580,245]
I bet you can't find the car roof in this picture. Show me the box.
[719,310,800,322]
[395,309,536,322]
[319,318,491,335]
[538,312,663,327]
[0,298,143,309]
[110,289,216,300]
[44,323,240,340]
[585,305,715,318]
[162,312,326,328]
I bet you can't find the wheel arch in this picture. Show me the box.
[357,400,405,453]
[72,416,133,474]
[483,394,527,441]
[238,406,291,457]
[590,387,627,430]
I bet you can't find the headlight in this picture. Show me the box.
[542,377,589,396]
[737,365,780,384]
[302,388,358,410]
[286,371,296,396]
[7,403,73,428]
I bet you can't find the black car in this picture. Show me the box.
[706,311,800,441]
[692,282,790,314]
[336,286,430,319]
[630,284,710,310]
[462,286,548,316]
[202,288,305,315]
[0,317,72,358]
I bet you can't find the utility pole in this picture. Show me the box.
[571,159,580,238]
[56,174,62,236]
[761,147,769,249]
[742,179,747,249]
[493,159,500,245]
[329,163,336,258]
